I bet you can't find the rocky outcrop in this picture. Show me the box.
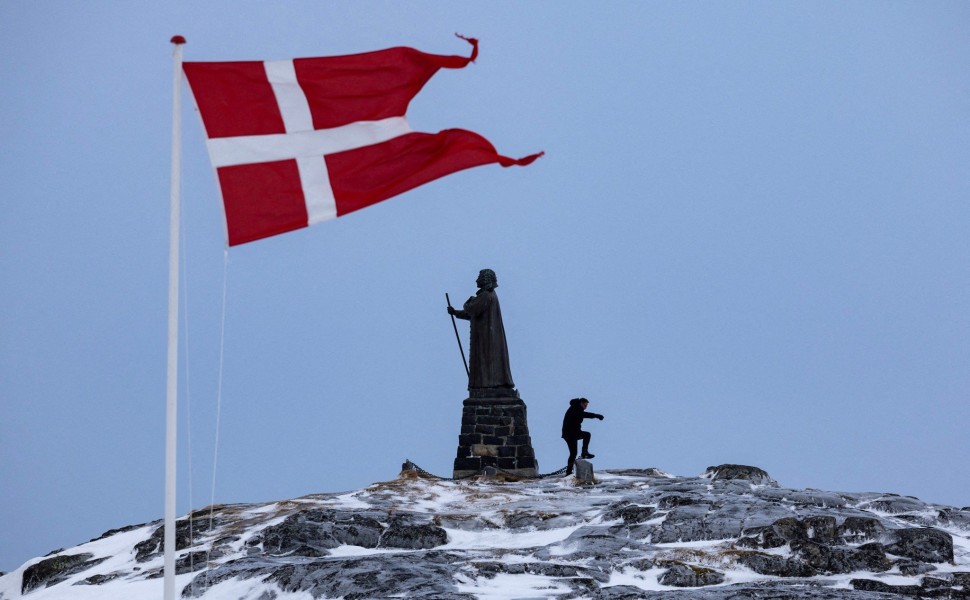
[133,509,220,562]
[380,515,448,549]
[886,527,955,564]
[3,464,969,600]
[851,575,970,598]
[21,553,106,593]
[258,510,385,556]
[183,552,475,600]
[249,509,447,556]
[658,562,726,587]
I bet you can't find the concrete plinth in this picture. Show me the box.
[453,391,538,478]
[574,459,594,483]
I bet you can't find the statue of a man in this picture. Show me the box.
[448,269,515,393]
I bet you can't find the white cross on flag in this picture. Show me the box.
[183,36,541,246]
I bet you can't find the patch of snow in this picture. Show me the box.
[409,484,476,512]
[326,544,406,558]
[442,523,585,551]
[326,491,373,510]
[605,565,666,591]
[455,572,572,599]
[0,524,157,598]
[240,502,281,515]
[720,566,777,587]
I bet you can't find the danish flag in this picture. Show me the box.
[183,36,541,246]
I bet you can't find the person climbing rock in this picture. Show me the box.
[561,397,604,475]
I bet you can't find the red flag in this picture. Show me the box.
[183,37,541,246]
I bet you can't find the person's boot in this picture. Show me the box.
[580,451,595,459]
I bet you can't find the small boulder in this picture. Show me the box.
[702,464,777,486]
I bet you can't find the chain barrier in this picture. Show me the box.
[402,459,569,481]
[401,460,476,481]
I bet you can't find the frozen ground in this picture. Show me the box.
[2,464,968,599]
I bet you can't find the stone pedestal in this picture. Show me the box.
[574,459,594,483]
[453,390,538,478]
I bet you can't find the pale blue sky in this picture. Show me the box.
[2,1,968,572]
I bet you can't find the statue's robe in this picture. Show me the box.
[454,289,515,390]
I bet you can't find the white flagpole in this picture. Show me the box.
[165,34,186,600]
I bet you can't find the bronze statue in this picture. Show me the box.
[447,269,515,393]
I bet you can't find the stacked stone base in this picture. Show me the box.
[453,393,538,478]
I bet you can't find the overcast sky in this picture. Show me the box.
[2,1,968,573]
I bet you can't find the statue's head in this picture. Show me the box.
[476,269,498,291]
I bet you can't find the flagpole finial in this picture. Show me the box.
[171,35,186,45]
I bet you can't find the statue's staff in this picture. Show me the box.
[446,293,470,377]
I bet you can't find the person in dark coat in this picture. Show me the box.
[561,397,604,474]
[448,269,515,392]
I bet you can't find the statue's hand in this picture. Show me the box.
[597,414,605,420]
[447,306,455,316]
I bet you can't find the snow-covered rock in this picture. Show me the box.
[2,464,969,599]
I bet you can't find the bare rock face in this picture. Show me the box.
[380,516,448,549]
[258,510,385,556]
[886,527,955,564]
[658,562,726,587]
[5,465,970,600]
[21,554,106,593]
